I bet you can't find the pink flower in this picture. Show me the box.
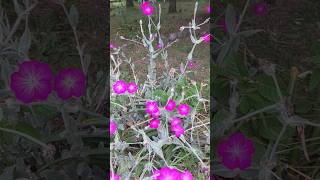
[152,170,161,179]
[171,124,185,137]
[156,43,162,49]
[10,60,54,104]
[154,167,181,180]
[217,132,255,170]
[112,80,127,94]
[165,99,176,111]
[202,33,211,43]
[207,4,211,14]
[180,170,194,180]
[140,2,154,16]
[178,104,190,116]
[110,120,117,135]
[146,101,159,115]
[127,83,137,93]
[110,171,120,180]
[151,110,161,118]
[150,119,160,129]
[253,2,268,16]
[110,42,115,49]
[211,176,215,180]
[54,68,86,100]
[170,117,182,126]
[187,61,194,69]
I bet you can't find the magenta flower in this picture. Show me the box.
[112,80,127,94]
[170,117,182,126]
[171,124,185,138]
[156,43,162,49]
[253,2,268,16]
[140,2,154,16]
[110,120,117,135]
[217,132,255,170]
[154,167,181,180]
[54,68,86,100]
[202,33,211,43]
[207,3,211,14]
[152,170,161,179]
[178,104,190,116]
[165,99,176,111]
[150,119,160,129]
[110,171,119,180]
[151,110,161,118]
[146,101,159,115]
[187,61,194,69]
[110,42,115,49]
[127,83,137,93]
[180,170,194,180]
[10,60,54,104]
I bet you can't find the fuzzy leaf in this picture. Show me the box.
[238,29,263,37]
[309,68,320,90]
[0,166,15,180]
[69,5,79,28]
[225,4,237,34]
[15,122,42,140]
[18,26,31,56]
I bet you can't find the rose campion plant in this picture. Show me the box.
[110,1,210,179]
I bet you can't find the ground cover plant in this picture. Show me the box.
[110,0,210,179]
[212,0,320,179]
[0,0,107,179]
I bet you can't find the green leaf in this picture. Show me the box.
[294,99,313,114]
[225,4,236,34]
[309,68,320,90]
[257,75,278,102]
[15,122,41,140]
[153,89,169,105]
[239,96,251,114]
[69,5,79,28]
[212,110,233,138]
[32,105,57,119]
[258,117,295,141]
[0,108,3,121]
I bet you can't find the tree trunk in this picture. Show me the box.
[126,0,134,8]
[168,0,176,13]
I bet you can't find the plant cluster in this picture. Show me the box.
[212,0,320,179]
[110,1,210,179]
[0,0,107,179]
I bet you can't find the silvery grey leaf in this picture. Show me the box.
[69,5,79,28]
[0,108,3,121]
[238,29,263,37]
[0,166,15,180]
[13,0,22,15]
[18,26,31,56]
[83,54,91,74]
[0,59,12,88]
[52,0,65,4]
[225,4,237,34]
